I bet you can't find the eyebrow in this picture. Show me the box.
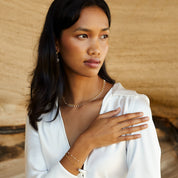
[73,27,110,32]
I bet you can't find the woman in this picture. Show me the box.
[26,0,161,177]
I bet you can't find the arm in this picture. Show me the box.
[25,106,150,177]
[25,117,82,178]
[126,95,161,178]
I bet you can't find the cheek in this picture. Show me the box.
[101,43,109,57]
[61,38,85,56]
[60,39,86,68]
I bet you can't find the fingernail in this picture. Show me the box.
[143,124,148,128]
[143,117,149,121]
[139,112,144,115]
[115,107,121,112]
[136,134,141,138]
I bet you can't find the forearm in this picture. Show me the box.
[60,133,94,175]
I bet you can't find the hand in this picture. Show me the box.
[83,108,149,148]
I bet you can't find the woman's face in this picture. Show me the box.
[57,6,110,78]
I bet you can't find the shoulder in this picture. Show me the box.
[36,107,59,123]
[106,83,150,112]
[111,83,149,98]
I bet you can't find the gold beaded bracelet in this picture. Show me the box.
[65,151,80,168]
[66,151,79,162]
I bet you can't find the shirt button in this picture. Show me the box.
[78,168,86,177]
[80,173,84,177]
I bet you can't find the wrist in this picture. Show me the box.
[60,132,94,176]
[78,132,95,151]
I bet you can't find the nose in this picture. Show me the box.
[87,40,101,57]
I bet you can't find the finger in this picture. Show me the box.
[118,134,141,142]
[114,112,144,123]
[120,124,148,135]
[119,116,149,129]
[98,107,121,119]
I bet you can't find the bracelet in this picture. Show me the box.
[66,151,80,163]
[65,152,84,174]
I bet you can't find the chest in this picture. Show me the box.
[60,100,103,147]
[38,95,130,177]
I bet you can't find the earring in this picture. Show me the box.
[56,51,60,63]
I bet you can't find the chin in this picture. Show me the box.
[76,70,100,78]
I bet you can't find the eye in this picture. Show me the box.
[77,34,88,39]
[100,34,109,39]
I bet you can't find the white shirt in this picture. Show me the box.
[25,83,161,178]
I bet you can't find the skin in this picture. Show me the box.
[56,5,110,104]
[56,6,149,175]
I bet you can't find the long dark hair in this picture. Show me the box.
[28,0,115,130]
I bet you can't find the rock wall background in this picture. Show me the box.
[0,0,177,177]
[0,0,177,126]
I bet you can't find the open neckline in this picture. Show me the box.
[58,83,115,149]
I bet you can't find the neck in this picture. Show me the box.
[64,75,103,105]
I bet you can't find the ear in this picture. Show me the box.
[55,40,60,53]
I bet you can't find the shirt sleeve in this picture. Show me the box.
[25,117,79,178]
[126,95,161,178]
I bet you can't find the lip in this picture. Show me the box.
[84,59,101,68]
